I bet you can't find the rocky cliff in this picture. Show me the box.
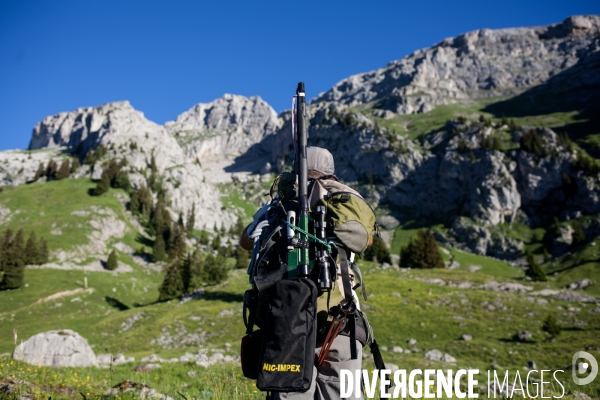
[26,101,233,230]
[311,15,600,115]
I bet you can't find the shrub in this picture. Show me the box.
[158,261,185,301]
[571,221,585,245]
[93,171,110,196]
[400,229,444,269]
[363,235,391,264]
[542,314,561,339]
[456,139,470,153]
[33,162,45,182]
[520,129,544,157]
[525,250,546,281]
[106,250,118,270]
[236,246,250,269]
[202,253,228,285]
[55,160,71,180]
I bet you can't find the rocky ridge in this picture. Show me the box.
[311,15,600,114]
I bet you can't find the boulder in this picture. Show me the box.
[12,329,97,367]
[513,331,533,342]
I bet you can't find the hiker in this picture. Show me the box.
[240,147,369,400]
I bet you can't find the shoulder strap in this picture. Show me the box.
[338,248,357,360]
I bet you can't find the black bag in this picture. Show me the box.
[257,278,317,392]
[241,329,263,379]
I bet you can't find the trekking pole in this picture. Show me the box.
[295,82,310,278]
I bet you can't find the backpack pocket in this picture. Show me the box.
[257,278,317,392]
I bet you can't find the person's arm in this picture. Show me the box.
[239,224,253,251]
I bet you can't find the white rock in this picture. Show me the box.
[12,329,97,367]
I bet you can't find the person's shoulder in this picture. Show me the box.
[320,179,360,195]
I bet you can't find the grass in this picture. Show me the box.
[1,103,600,397]
[0,179,140,259]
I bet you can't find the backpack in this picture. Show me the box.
[241,173,388,392]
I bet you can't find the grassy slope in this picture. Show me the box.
[1,98,600,398]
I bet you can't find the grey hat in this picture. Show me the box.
[306,146,335,176]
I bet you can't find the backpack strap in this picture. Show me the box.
[350,261,367,301]
[338,248,357,360]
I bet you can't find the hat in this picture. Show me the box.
[306,146,335,176]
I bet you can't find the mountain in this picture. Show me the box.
[1,15,599,263]
[311,15,600,115]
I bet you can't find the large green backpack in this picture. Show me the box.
[308,178,378,255]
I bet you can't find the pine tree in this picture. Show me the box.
[400,229,444,269]
[55,160,71,180]
[46,160,58,180]
[37,238,49,264]
[153,234,167,262]
[236,246,249,269]
[70,157,79,173]
[94,170,110,196]
[525,250,546,281]
[158,261,184,301]
[202,253,228,285]
[1,229,25,290]
[106,250,118,270]
[232,216,246,237]
[211,234,221,252]
[24,231,39,265]
[168,225,187,260]
[33,162,45,181]
[363,235,391,264]
[186,204,196,239]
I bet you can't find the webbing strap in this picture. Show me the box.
[338,248,357,360]
[350,262,367,301]
[282,220,337,253]
[370,340,390,392]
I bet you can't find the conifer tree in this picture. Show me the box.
[37,238,49,264]
[211,234,221,252]
[94,170,110,196]
[525,250,546,281]
[169,225,187,260]
[70,157,79,173]
[55,160,71,180]
[224,242,234,258]
[202,253,227,285]
[233,216,246,237]
[236,246,249,269]
[106,250,118,270]
[33,162,45,181]
[400,229,444,269]
[158,261,184,301]
[186,204,196,239]
[24,231,39,265]
[363,235,391,264]
[1,229,25,290]
[46,160,58,180]
[153,234,167,262]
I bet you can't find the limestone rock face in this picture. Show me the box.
[311,16,600,114]
[165,94,280,161]
[27,101,234,230]
[12,329,97,367]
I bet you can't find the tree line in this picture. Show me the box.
[0,229,49,290]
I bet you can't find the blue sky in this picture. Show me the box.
[1,0,599,151]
